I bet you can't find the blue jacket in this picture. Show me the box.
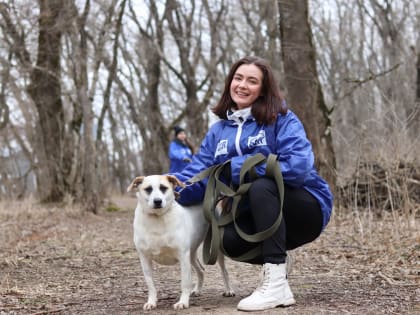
[172,110,333,230]
[168,139,193,173]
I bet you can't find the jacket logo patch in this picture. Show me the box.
[248,130,267,148]
[215,140,228,157]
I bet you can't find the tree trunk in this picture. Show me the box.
[27,0,66,202]
[278,0,336,191]
[417,52,420,101]
[138,2,169,174]
[413,52,420,139]
[0,69,9,130]
[142,45,169,174]
[74,0,99,213]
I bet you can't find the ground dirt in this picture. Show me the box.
[0,196,419,315]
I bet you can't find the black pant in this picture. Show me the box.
[222,177,323,264]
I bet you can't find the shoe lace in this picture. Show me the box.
[255,265,271,294]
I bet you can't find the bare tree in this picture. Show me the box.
[310,0,419,181]
[237,0,283,76]
[163,0,228,145]
[1,0,114,205]
[0,2,47,198]
[1,0,419,202]
[278,0,336,190]
[92,0,128,195]
[118,0,169,174]
[417,52,420,101]
[66,0,100,212]
[24,0,69,202]
[0,53,9,130]
[356,0,409,131]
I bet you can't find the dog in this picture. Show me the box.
[127,175,235,310]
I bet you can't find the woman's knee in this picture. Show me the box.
[222,225,253,257]
[248,177,280,208]
[249,177,278,197]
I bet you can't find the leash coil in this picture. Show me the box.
[187,153,284,265]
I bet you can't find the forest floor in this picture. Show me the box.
[0,196,419,315]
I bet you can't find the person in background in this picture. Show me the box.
[168,126,194,173]
[169,56,333,311]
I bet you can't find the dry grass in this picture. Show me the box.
[319,207,419,284]
[0,195,419,314]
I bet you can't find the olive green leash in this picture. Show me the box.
[186,153,284,265]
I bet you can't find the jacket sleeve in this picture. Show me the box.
[230,113,314,187]
[274,113,314,186]
[170,126,218,205]
[169,142,186,161]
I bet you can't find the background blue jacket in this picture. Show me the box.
[172,110,333,230]
[168,139,193,173]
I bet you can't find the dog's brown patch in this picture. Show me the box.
[126,176,145,192]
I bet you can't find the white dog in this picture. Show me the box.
[127,175,235,310]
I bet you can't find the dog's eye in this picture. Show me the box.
[144,186,153,194]
[159,185,168,193]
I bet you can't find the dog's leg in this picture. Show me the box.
[139,253,158,310]
[190,249,204,296]
[174,249,193,310]
[217,254,235,297]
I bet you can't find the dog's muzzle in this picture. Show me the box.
[153,198,163,208]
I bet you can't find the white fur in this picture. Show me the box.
[127,175,235,311]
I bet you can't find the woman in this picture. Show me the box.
[168,126,194,173]
[170,56,333,311]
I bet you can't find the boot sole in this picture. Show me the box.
[237,298,296,311]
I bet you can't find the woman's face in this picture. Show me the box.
[176,131,186,141]
[230,64,263,109]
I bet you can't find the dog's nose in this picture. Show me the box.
[153,198,163,208]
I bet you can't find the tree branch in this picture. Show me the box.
[341,62,401,100]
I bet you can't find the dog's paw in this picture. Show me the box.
[173,301,189,310]
[143,302,157,311]
[222,290,236,297]
[191,289,201,297]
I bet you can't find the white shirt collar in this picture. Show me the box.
[227,107,252,125]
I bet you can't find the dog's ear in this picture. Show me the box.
[166,175,185,189]
[127,176,145,192]
[167,175,185,200]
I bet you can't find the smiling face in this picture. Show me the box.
[229,64,263,109]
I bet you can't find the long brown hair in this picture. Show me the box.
[212,56,287,124]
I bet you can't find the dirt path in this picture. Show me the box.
[0,197,418,314]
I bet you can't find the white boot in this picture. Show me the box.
[237,263,296,311]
